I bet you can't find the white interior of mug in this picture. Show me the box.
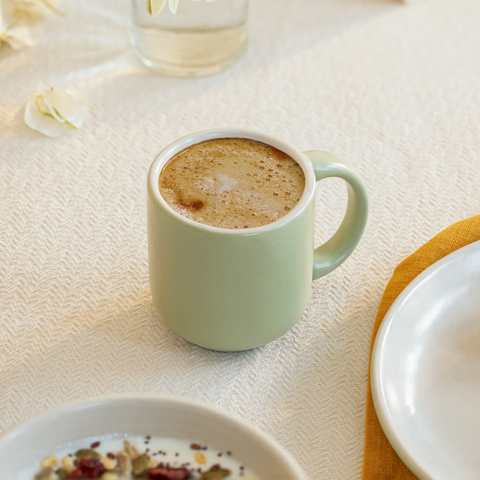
[148,127,316,234]
[0,395,306,480]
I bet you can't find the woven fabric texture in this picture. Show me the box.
[0,0,479,478]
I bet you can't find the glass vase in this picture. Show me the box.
[130,0,248,77]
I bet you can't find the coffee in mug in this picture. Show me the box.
[159,138,305,229]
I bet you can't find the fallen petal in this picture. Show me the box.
[0,0,63,50]
[24,88,87,137]
[44,88,87,127]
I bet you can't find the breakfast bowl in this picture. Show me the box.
[0,395,306,480]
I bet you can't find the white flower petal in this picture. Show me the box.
[45,88,87,127]
[25,97,69,137]
[149,0,168,17]
[0,0,63,50]
[24,88,87,137]
[42,96,65,122]
[169,0,180,14]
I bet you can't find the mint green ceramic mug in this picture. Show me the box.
[148,128,368,352]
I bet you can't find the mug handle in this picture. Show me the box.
[303,150,368,280]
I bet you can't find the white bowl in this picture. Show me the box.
[0,395,306,480]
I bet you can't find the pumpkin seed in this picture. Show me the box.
[201,469,231,479]
[75,449,100,459]
[56,469,68,480]
[132,453,149,475]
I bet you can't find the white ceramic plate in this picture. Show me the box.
[371,240,480,480]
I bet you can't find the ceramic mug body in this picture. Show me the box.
[148,128,368,351]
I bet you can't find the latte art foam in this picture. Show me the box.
[159,138,305,229]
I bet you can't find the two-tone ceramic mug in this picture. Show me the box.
[147,128,368,351]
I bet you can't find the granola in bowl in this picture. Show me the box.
[29,436,260,480]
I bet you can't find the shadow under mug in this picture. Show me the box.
[147,128,368,351]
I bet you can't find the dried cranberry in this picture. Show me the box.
[69,469,87,479]
[79,458,102,470]
[76,458,104,478]
[147,467,190,480]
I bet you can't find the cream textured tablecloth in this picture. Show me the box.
[1,0,479,478]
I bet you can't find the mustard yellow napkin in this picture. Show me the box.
[362,215,480,479]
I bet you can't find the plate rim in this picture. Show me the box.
[370,239,480,480]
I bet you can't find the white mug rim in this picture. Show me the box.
[148,128,316,235]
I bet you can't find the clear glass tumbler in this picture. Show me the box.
[131,0,248,77]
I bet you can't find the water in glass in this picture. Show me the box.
[131,0,248,77]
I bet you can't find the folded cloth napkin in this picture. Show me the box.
[362,214,480,479]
